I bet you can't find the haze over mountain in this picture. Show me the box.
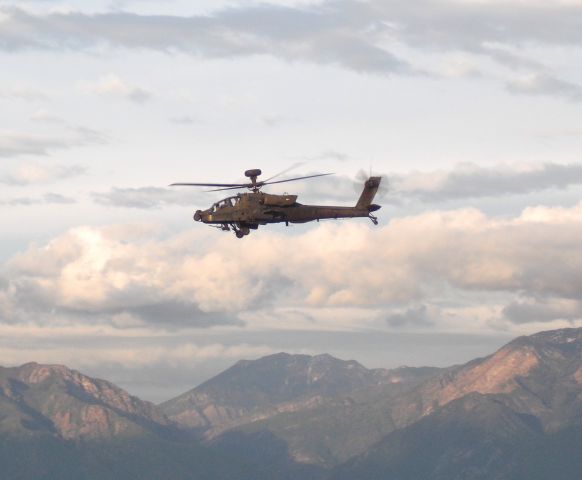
[1,327,581,479]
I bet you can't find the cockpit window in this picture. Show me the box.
[214,197,237,209]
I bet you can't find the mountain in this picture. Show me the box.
[161,352,438,430]
[386,327,582,429]
[160,352,441,466]
[0,362,263,479]
[332,328,582,479]
[2,327,581,479]
[0,362,169,440]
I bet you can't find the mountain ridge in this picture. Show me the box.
[1,326,581,479]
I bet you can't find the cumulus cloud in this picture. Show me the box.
[82,74,152,103]
[3,203,582,329]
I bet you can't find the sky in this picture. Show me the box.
[2,0,582,402]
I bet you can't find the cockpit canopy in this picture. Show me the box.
[210,196,239,212]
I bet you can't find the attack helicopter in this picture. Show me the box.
[170,169,382,238]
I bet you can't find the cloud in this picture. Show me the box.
[0,337,274,370]
[281,162,582,206]
[0,163,86,185]
[385,304,435,328]
[169,115,199,125]
[0,225,245,327]
[391,162,582,202]
[82,74,152,103]
[0,127,106,158]
[506,74,582,102]
[0,192,76,206]
[92,186,211,209]
[503,296,582,324]
[29,109,67,124]
[307,150,351,163]
[4,2,582,100]
[3,203,582,330]
[1,2,582,69]
[0,84,47,101]
[0,4,410,74]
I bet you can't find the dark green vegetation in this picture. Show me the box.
[1,327,581,479]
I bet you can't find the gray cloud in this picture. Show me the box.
[2,2,582,101]
[0,192,76,206]
[307,150,351,163]
[82,74,152,103]
[126,302,244,328]
[385,304,435,328]
[0,4,407,74]
[92,186,212,209]
[0,127,106,158]
[1,2,582,71]
[42,192,76,204]
[169,115,199,125]
[0,84,47,101]
[0,163,86,185]
[506,74,582,102]
[503,297,582,324]
[393,163,582,202]
[282,163,582,206]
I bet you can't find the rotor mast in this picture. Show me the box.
[245,169,262,192]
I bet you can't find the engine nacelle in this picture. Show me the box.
[245,169,262,178]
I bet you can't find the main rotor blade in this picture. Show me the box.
[208,184,252,192]
[169,182,247,187]
[263,162,305,183]
[262,172,334,186]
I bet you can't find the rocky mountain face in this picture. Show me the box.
[0,362,168,440]
[1,327,581,479]
[160,352,438,432]
[160,352,440,467]
[0,363,263,479]
[332,328,582,479]
[388,328,582,428]
[160,328,582,475]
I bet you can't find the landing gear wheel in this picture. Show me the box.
[235,230,244,238]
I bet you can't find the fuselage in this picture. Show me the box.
[195,191,377,225]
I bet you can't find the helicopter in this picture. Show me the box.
[170,169,382,238]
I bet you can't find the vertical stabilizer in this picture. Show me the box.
[356,176,382,209]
